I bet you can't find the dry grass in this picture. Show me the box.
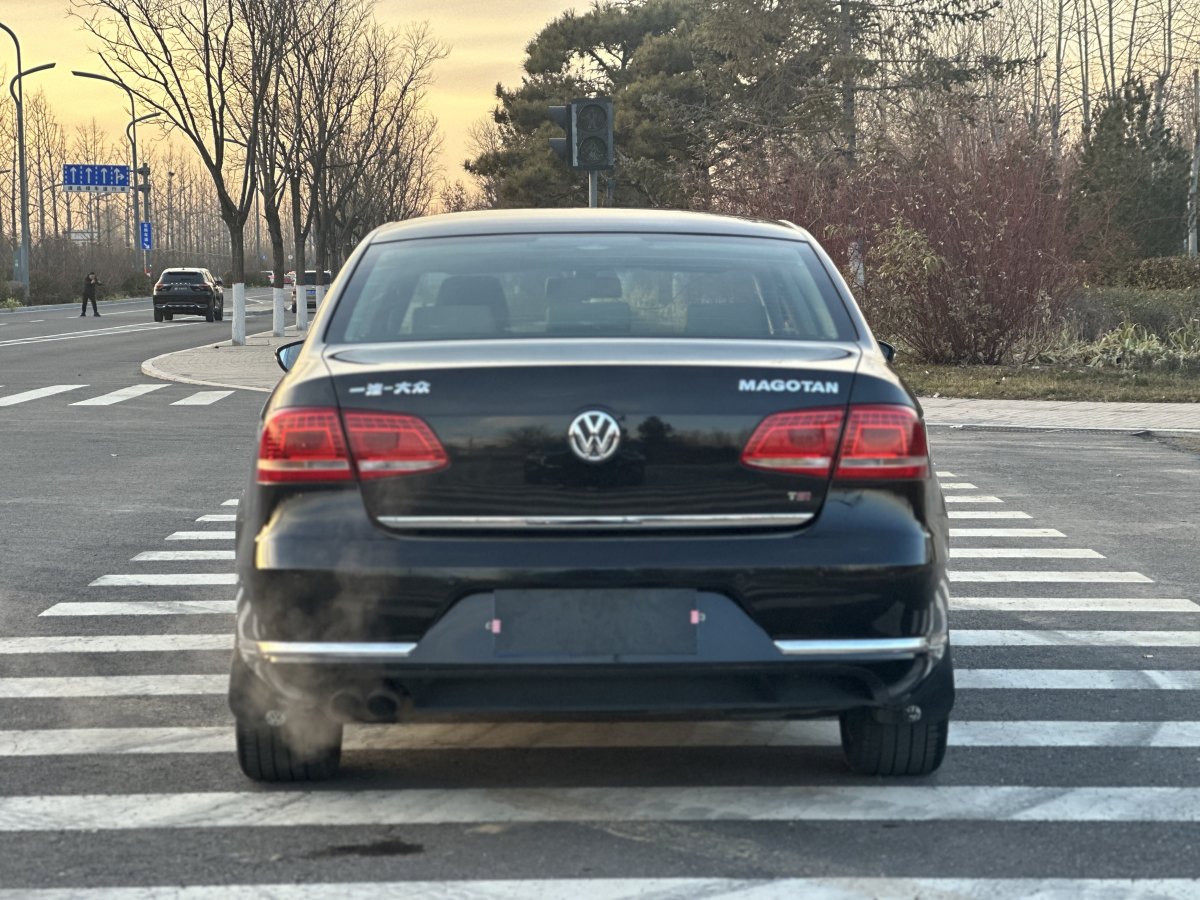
[894,359,1200,402]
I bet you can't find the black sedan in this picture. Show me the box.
[231,209,953,782]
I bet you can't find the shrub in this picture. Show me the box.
[1050,319,1200,372]
[1066,287,1200,339]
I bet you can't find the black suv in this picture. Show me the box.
[153,268,224,322]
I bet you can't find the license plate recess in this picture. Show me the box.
[492,589,697,658]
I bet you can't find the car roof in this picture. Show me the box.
[370,208,813,244]
[161,267,208,273]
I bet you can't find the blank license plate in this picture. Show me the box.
[493,589,697,658]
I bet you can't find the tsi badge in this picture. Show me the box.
[568,410,621,463]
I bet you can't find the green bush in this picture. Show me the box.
[1050,320,1200,372]
[0,298,21,310]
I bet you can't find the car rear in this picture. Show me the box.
[231,210,952,782]
[153,268,220,321]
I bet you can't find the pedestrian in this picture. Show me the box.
[81,272,102,316]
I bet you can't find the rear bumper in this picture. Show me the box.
[232,485,951,722]
[154,295,213,313]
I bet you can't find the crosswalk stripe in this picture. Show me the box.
[935,471,957,477]
[0,634,230,654]
[953,630,1200,647]
[69,384,168,406]
[171,390,234,406]
[131,551,234,561]
[0,385,87,406]
[4,785,1200,830]
[89,574,236,586]
[951,597,1199,612]
[949,571,1152,583]
[0,879,1195,900]
[221,499,239,506]
[939,482,978,489]
[6,720,1200,757]
[0,675,226,697]
[3,668,1195,698]
[39,601,237,617]
[165,531,234,541]
[195,514,236,523]
[949,548,1103,559]
[948,511,1031,519]
[944,496,1003,503]
[958,670,1200,689]
[950,528,1065,537]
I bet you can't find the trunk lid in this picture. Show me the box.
[325,339,861,530]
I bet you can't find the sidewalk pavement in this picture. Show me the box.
[142,329,1200,434]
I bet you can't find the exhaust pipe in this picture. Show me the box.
[328,689,363,722]
[365,689,403,721]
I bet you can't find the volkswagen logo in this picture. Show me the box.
[568,410,621,463]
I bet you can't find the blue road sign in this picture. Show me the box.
[140,222,153,250]
[64,164,130,193]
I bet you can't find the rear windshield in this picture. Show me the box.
[162,271,205,284]
[326,233,857,343]
[301,271,332,285]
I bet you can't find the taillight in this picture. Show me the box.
[343,412,448,478]
[741,404,928,480]
[256,407,448,484]
[153,282,163,292]
[257,408,353,483]
[834,405,928,480]
[740,409,845,476]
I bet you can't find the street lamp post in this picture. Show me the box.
[2,22,55,304]
[127,112,157,273]
[73,70,149,273]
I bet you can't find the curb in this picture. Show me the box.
[140,350,274,394]
[925,422,1200,436]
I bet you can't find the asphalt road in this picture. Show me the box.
[0,309,1198,897]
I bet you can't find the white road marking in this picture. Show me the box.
[0,385,87,406]
[5,720,1200,757]
[165,531,234,541]
[949,571,1152,583]
[171,391,234,406]
[221,499,239,506]
[948,511,1032,519]
[939,482,978,489]
[4,668,1192,698]
[935,471,957,477]
[131,550,235,561]
[0,634,230,654]
[950,528,1065,537]
[1,881,1198,900]
[39,601,238,616]
[951,597,1198,612]
[944,495,1003,503]
[5,785,1200,830]
[195,514,236,523]
[958,669,1200,689]
[953,630,1200,647]
[949,548,1104,559]
[89,574,236,586]
[0,674,225,697]
[0,322,179,347]
[70,384,168,406]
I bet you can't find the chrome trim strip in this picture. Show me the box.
[773,637,938,659]
[377,513,814,530]
[248,641,417,664]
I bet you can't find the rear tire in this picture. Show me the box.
[164,313,173,321]
[839,709,949,776]
[215,303,224,322]
[205,302,215,322]
[153,309,163,322]
[235,713,343,782]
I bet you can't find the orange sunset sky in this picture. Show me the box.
[1,0,581,184]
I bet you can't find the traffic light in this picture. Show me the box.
[571,98,614,170]
[547,98,614,170]
[548,105,571,165]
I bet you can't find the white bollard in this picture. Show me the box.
[272,286,285,336]
[232,283,246,346]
